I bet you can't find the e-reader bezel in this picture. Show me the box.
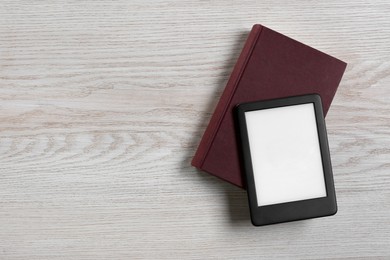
[236,94,337,226]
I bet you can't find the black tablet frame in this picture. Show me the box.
[236,94,337,226]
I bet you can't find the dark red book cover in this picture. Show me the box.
[192,24,347,188]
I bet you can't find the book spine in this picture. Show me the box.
[191,24,263,169]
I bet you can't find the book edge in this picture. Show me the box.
[323,62,348,116]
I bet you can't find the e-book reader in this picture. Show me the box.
[236,94,337,226]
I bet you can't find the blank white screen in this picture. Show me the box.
[245,103,327,207]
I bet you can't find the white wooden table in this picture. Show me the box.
[1,1,389,259]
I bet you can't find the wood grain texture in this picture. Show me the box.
[0,1,389,259]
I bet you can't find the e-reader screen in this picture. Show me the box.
[244,103,327,206]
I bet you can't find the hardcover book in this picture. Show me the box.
[191,24,347,188]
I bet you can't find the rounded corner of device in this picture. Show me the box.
[330,203,338,216]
